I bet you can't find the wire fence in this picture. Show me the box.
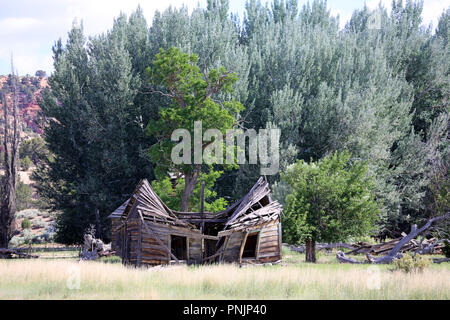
[11,245,82,259]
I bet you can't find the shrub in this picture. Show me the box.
[32,235,43,244]
[41,232,54,243]
[20,209,39,219]
[16,182,33,211]
[21,156,32,171]
[22,229,34,244]
[16,211,26,219]
[443,240,450,258]
[9,236,25,247]
[392,254,430,273]
[41,211,51,218]
[99,256,122,264]
[32,218,46,229]
[21,218,31,229]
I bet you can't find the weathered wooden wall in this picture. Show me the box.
[111,217,121,253]
[188,237,202,264]
[221,232,245,262]
[115,218,282,266]
[257,220,282,263]
[220,219,282,263]
[120,218,206,266]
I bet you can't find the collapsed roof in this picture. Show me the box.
[108,177,282,233]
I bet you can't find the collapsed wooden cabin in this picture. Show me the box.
[108,177,282,266]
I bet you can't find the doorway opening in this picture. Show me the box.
[170,235,187,260]
[242,232,259,258]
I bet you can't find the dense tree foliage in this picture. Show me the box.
[146,47,243,211]
[35,0,449,244]
[19,137,48,166]
[282,151,379,262]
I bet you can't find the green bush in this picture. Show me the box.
[443,240,450,258]
[392,253,430,273]
[99,256,122,264]
[16,182,33,211]
[21,218,31,229]
[21,156,32,171]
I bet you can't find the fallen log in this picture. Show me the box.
[336,251,364,264]
[371,214,449,264]
[415,239,447,255]
[317,243,355,251]
[336,213,450,264]
[432,257,450,264]
[0,248,39,259]
[286,242,356,253]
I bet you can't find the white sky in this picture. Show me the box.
[0,0,448,76]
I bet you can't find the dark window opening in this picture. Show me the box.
[242,232,259,258]
[205,239,218,258]
[171,235,187,260]
[216,236,225,249]
[259,196,270,206]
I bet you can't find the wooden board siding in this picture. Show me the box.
[109,177,282,266]
[121,218,210,266]
[255,220,281,263]
[125,219,170,265]
[188,237,202,264]
[222,232,245,262]
[111,217,121,253]
[220,219,281,264]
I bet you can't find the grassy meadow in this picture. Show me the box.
[0,247,449,300]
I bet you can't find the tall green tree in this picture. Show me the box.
[146,47,243,211]
[35,20,155,244]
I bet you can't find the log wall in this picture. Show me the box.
[121,218,205,266]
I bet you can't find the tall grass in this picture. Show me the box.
[0,258,449,299]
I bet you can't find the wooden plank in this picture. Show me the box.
[167,234,171,261]
[218,221,278,237]
[138,210,179,263]
[187,237,190,262]
[141,251,168,259]
[255,230,261,259]
[220,236,230,262]
[259,245,280,253]
[278,223,282,260]
[239,231,250,264]
[257,252,279,258]
[137,218,142,267]
[259,235,279,243]
[141,258,169,264]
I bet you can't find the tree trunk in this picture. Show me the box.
[0,226,9,248]
[305,239,316,263]
[180,168,200,212]
[94,207,102,239]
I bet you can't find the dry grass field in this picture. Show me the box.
[0,248,449,300]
